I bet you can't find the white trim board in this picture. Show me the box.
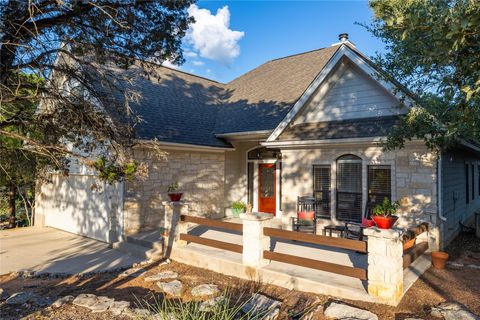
[267,44,415,142]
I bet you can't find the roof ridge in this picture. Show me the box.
[226,44,341,85]
[270,44,339,62]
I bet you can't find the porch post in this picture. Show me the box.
[240,213,273,268]
[163,201,189,256]
[364,227,404,306]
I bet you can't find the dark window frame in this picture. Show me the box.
[312,165,331,219]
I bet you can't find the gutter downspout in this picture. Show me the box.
[438,154,447,222]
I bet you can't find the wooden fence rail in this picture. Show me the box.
[263,251,368,280]
[179,234,243,253]
[180,215,243,232]
[178,215,243,254]
[264,227,367,253]
[403,242,429,269]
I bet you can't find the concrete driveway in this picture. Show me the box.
[0,227,141,275]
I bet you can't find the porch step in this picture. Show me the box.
[112,241,163,260]
[125,235,164,251]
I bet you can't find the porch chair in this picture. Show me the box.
[291,196,317,234]
[343,203,374,241]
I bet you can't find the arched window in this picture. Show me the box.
[336,155,362,222]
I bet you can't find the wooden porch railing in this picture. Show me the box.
[263,227,368,280]
[401,222,429,269]
[178,215,243,253]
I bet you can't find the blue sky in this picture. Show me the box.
[173,1,384,83]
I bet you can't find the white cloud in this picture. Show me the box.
[184,50,198,58]
[186,4,244,65]
[192,60,205,66]
[162,60,179,69]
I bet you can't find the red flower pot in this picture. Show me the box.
[372,215,398,229]
[168,193,183,202]
[361,218,375,228]
[432,251,449,269]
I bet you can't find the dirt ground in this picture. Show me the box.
[1,233,479,320]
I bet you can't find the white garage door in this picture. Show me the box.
[40,174,121,243]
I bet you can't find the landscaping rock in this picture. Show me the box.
[144,271,178,282]
[119,267,146,278]
[191,284,219,297]
[242,293,281,319]
[301,304,324,320]
[157,280,183,297]
[0,288,10,300]
[431,302,478,320]
[123,308,152,318]
[324,302,378,320]
[5,291,35,305]
[110,300,131,316]
[51,295,74,308]
[89,296,115,313]
[200,296,226,312]
[72,293,98,308]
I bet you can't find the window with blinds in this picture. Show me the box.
[313,165,331,219]
[336,155,362,222]
[368,165,392,216]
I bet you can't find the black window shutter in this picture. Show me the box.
[313,165,331,219]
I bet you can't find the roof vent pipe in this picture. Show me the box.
[338,33,349,43]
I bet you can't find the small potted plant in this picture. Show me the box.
[231,201,246,217]
[372,197,400,229]
[167,181,183,202]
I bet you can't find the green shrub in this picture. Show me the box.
[231,201,246,211]
[372,197,400,216]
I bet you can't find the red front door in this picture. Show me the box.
[259,163,276,214]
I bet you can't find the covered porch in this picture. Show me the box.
[163,204,432,306]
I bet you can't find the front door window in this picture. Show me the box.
[336,155,362,222]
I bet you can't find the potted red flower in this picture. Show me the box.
[167,181,183,202]
[372,198,399,229]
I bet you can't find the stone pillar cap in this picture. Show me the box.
[162,200,191,206]
[240,212,274,221]
[363,226,403,239]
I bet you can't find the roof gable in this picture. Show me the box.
[266,44,415,142]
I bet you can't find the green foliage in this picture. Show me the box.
[167,181,180,193]
[372,197,400,217]
[137,292,267,320]
[93,157,138,184]
[232,201,246,211]
[366,0,480,150]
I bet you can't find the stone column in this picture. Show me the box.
[240,213,273,268]
[162,201,189,257]
[364,227,404,306]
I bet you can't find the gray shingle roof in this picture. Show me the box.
[106,45,350,147]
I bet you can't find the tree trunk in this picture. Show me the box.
[7,182,17,228]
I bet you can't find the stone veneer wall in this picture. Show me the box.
[280,142,438,230]
[124,145,225,235]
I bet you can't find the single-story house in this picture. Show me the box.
[35,34,480,250]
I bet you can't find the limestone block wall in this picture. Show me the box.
[280,141,438,229]
[124,146,225,235]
